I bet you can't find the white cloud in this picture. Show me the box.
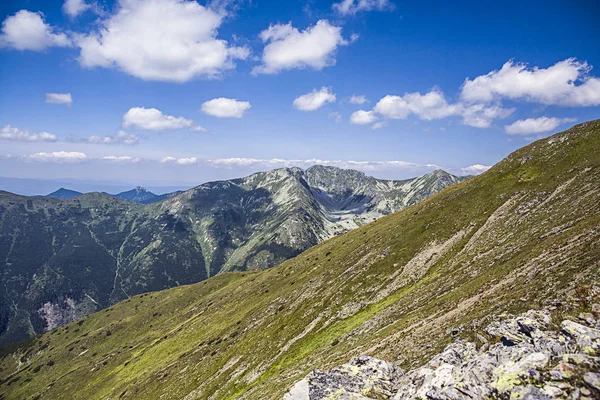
[461,164,491,175]
[88,131,140,145]
[122,107,194,130]
[76,0,249,82]
[1,125,57,142]
[370,89,514,128]
[27,151,87,163]
[206,157,439,172]
[63,0,91,18]
[460,103,515,128]
[102,155,140,163]
[293,87,336,111]
[333,0,392,15]
[350,110,377,125]
[461,58,600,106]
[0,10,71,51]
[349,95,367,104]
[201,98,251,118]
[374,90,459,120]
[371,121,387,130]
[191,125,208,132]
[161,156,197,165]
[253,20,349,75]
[504,117,576,135]
[46,93,73,107]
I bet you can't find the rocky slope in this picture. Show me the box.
[284,308,600,399]
[0,120,597,400]
[0,167,461,344]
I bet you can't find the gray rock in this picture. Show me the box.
[287,356,400,399]
[283,309,600,400]
[583,372,600,391]
[561,320,600,354]
[511,384,553,399]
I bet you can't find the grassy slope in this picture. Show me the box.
[1,120,599,400]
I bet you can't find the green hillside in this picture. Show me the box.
[1,119,599,400]
[0,166,461,345]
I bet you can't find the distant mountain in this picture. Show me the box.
[0,166,465,344]
[43,186,181,204]
[113,186,160,203]
[2,120,598,400]
[112,187,184,204]
[45,188,82,199]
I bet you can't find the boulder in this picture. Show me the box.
[283,309,600,400]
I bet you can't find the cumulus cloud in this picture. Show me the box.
[201,98,251,118]
[374,90,459,120]
[349,95,367,104]
[370,89,514,128]
[350,110,377,125]
[332,0,394,15]
[504,117,576,135]
[191,125,208,132]
[67,130,140,145]
[1,125,57,142]
[371,121,388,130]
[160,156,198,165]
[253,20,349,75]
[102,155,140,163]
[293,87,336,111]
[63,0,91,18]
[123,107,194,130]
[46,93,73,107]
[0,10,71,51]
[76,0,249,82]
[461,164,491,175]
[27,151,87,163]
[460,103,515,128]
[333,0,393,15]
[461,58,600,107]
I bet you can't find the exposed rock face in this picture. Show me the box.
[0,166,464,344]
[285,356,401,400]
[284,309,600,399]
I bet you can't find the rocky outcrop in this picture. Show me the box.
[284,308,600,399]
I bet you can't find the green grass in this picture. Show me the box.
[1,120,600,400]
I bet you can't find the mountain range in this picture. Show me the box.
[0,166,465,344]
[46,186,181,204]
[1,119,597,400]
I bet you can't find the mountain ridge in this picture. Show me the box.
[0,166,464,344]
[0,119,597,400]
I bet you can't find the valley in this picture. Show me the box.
[0,166,463,344]
[0,120,598,400]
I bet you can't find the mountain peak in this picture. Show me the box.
[114,187,158,203]
[428,169,451,177]
[46,188,82,199]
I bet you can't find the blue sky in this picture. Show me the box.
[1,0,599,194]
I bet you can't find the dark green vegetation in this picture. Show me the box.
[45,186,180,203]
[111,187,183,204]
[45,188,82,199]
[0,166,460,344]
[1,120,598,399]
